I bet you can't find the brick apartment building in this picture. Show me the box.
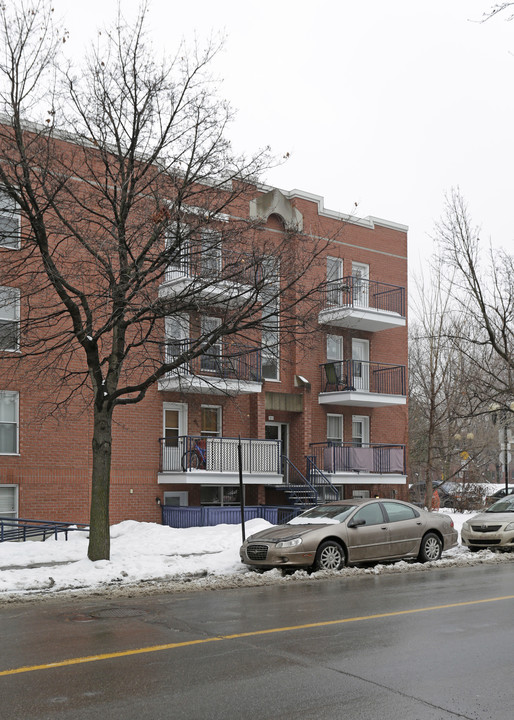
[0,141,408,525]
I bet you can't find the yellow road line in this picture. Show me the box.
[2,593,514,677]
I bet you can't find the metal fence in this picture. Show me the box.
[162,341,262,383]
[160,435,282,473]
[322,276,405,316]
[161,505,303,528]
[309,442,406,475]
[320,359,406,396]
[0,517,89,542]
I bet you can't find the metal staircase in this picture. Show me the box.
[306,456,340,502]
[280,456,318,508]
[277,455,341,509]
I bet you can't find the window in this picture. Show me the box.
[201,316,222,372]
[352,262,369,307]
[327,334,343,383]
[0,485,18,518]
[201,406,221,437]
[351,502,384,526]
[0,287,20,351]
[164,409,180,448]
[165,222,190,277]
[382,501,418,523]
[163,491,188,507]
[201,485,242,506]
[352,415,370,447]
[327,334,343,363]
[261,257,280,380]
[0,391,18,454]
[0,191,20,249]
[201,230,222,277]
[164,315,189,364]
[327,256,343,305]
[327,414,343,445]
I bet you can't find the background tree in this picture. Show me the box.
[0,2,332,560]
[409,260,497,508]
[436,189,514,414]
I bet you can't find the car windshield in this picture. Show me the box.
[486,497,514,513]
[288,504,358,525]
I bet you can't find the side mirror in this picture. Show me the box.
[348,518,366,528]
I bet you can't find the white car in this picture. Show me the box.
[461,496,514,552]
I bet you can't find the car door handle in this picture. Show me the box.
[381,526,388,530]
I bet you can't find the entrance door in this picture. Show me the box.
[163,403,188,471]
[265,422,289,479]
[351,339,369,391]
[0,485,17,519]
[352,262,369,307]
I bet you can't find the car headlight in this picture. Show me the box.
[461,522,469,531]
[504,522,514,532]
[276,537,302,549]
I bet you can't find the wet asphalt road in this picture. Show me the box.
[2,563,514,720]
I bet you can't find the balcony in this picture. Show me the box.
[309,442,406,484]
[158,249,259,306]
[318,276,406,332]
[158,435,283,485]
[158,341,262,394]
[319,360,406,407]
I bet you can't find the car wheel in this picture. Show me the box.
[418,532,442,562]
[314,541,346,571]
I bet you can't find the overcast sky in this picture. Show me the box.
[51,0,514,284]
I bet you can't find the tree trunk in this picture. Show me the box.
[88,404,113,561]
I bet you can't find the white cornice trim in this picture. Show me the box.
[253,181,408,233]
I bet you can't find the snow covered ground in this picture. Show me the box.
[1,510,513,604]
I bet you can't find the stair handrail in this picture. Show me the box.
[305,455,340,500]
[281,455,318,503]
[0,516,89,543]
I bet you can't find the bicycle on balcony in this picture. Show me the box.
[181,440,207,471]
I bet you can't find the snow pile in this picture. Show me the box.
[0,511,511,602]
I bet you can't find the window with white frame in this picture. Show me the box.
[0,191,20,249]
[165,222,190,278]
[352,262,369,307]
[201,316,222,372]
[352,415,370,447]
[164,315,189,364]
[327,256,343,305]
[201,406,221,437]
[0,287,20,351]
[327,334,343,363]
[163,491,189,507]
[201,229,222,277]
[327,414,343,445]
[0,391,19,454]
[261,257,280,380]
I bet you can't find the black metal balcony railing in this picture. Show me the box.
[320,360,406,396]
[323,276,405,317]
[162,340,262,383]
[309,442,406,475]
[160,435,282,473]
[164,249,263,286]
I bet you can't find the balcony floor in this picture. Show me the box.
[158,374,262,395]
[158,470,284,485]
[325,472,407,485]
[318,306,406,332]
[318,390,406,407]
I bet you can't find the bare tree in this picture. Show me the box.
[0,2,332,560]
[435,189,514,414]
[409,261,464,508]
